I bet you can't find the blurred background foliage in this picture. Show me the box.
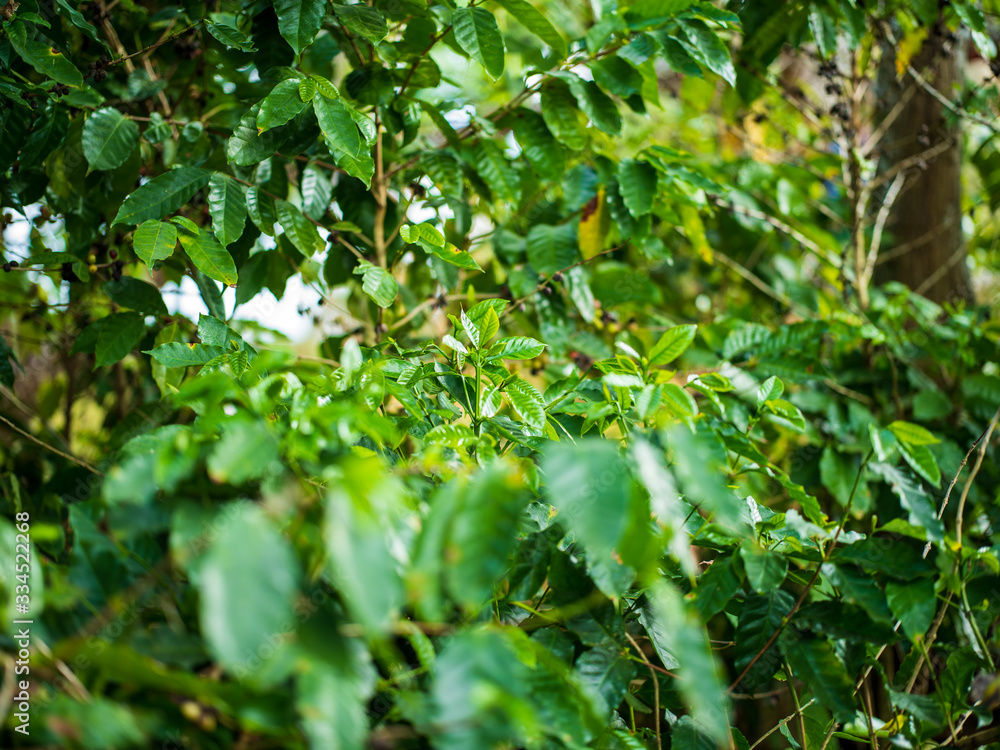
[1,0,1000,748]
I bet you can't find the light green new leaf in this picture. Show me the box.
[113,167,210,226]
[275,200,324,256]
[617,159,659,217]
[888,420,940,446]
[489,336,545,360]
[176,223,238,286]
[400,223,482,271]
[756,375,784,406]
[199,503,299,671]
[353,262,397,308]
[898,440,941,487]
[333,4,389,42]
[256,79,307,132]
[298,77,317,102]
[95,312,145,367]
[273,0,326,55]
[82,108,140,171]
[453,7,506,81]
[133,220,177,269]
[764,398,807,431]
[494,0,567,58]
[145,342,226,368]
[208,173,247,247]
[649,324,696,365]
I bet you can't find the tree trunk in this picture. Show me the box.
[874,24,973,305]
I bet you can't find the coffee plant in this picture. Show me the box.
[2,0,1000,748]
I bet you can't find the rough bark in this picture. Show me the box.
[874,26,974,305]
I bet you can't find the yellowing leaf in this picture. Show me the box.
[680,205,711,264]
[579,186,609,260]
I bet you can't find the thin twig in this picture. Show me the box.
[0,415,103,476]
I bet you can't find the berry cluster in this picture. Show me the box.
[86,56,110,82]
[2,260,20,272]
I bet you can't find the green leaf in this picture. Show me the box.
[471,139,521,203]
[205,21,257,52]
[400,223,482,271]
[671,716,718,750]
[207,173,247,247]
[617,159,658,217]
[310,74,342,101]
[227,104,287,166]
[693,554,741,619]
[821,563,893,622]
[733,590,796,690]
[567,76,621,135]
[647,582,730,740]
[275,200,324,255]
[540,80,587,150]
[145,342,226,368]
[489,336,545,360]
[506,378,545,429]
[888,420,940,446]
[95,312,146,367]
[649,324,696,365]
[5,21,84,86]
[543,440,632,597]
[576,642,635,714]
[301,163,332,219]
[199,503,299,671]
[740,544,788,593]
[256,79,307,132]
[333,4,389,42]
[314,96,375,187]
[677,19,736,86]
[207,419,279,484]
[780,632,856,722]
[668,427,746,535]
[103,277,168,316]
[511,108,564,176]
[353,261,397,308]
[112,167,211,226]
[82,108,140,171]
[273,0,326,55]
[453,7,506,81]
[756,375,784,406]
[297,660,373,750]
[660,382,697,419]
[624,0,696,27]
[885,578,935,641]
[176,223,238,286]
[494,0,567,58]
[246,187,277,236]
[898,440,942,487]
[527,223,579,275]
[133,220,177,269]
[298,77,317,102]
[764,399,807,431]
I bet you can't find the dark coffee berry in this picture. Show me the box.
[9,261,17,268]
[3,263,10,272]
[551,272,564,283]
[541,285,553,296]
[109,249,118,259]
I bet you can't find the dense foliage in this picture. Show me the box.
[2,0,1000,748]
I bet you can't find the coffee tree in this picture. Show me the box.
[2,0,1000,748]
